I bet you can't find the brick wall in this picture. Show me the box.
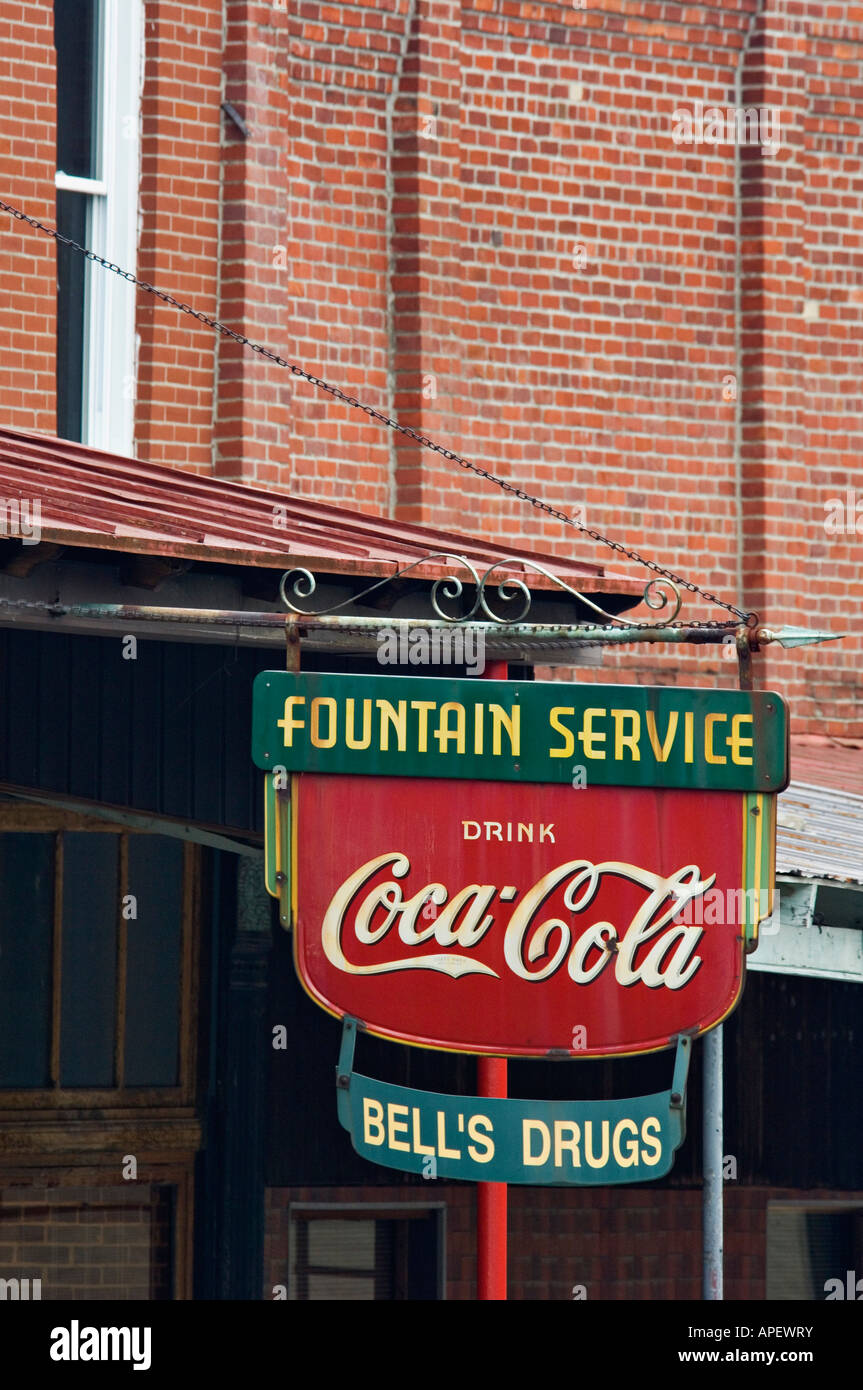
[736,0,863,736]
[0,0,56,435]
[278,0,415,509]
[135,0,224,473]
[0,0,860,730]
[275,0,863,733]
[0,1181,173,1300]
[265,1182,863,1301]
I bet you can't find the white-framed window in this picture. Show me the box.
[54,0,143,454]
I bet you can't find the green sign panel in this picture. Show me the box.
[253,671,788,791]
[336,1021,691,1185]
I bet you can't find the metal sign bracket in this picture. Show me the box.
[670,1032,693,1108]
[334,1017,695,1186]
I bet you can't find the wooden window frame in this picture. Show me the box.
[0,806,199,1111]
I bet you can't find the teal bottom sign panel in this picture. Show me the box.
[336,1021,691,1186]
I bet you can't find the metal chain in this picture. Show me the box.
[0,198,756,629]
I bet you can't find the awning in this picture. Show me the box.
[0,426,645,600]
[777,740,863,887]
[753,739,863,983]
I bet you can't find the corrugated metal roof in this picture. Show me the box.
[0,427,644,598]
[777,741,863,885]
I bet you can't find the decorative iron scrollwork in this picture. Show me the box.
[279,553,682,627]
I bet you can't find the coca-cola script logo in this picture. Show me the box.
[294,775,755,1057]
[322,855,714,989]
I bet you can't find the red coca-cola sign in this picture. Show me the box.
[291,774,772,1057]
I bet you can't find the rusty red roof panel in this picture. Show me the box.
[778,738,863,884]
[0,427,645,597]
[789,737,863,798]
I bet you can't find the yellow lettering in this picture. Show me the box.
[729,713,754,765]
[467,1115,495,1163]
[578,708,607,760]
[612,1118,639,1168]
[683,710,694,763]
[435,702,466,754]
[640,1116,662,1166]
[583,1120,609,1168]
[490,704,520,756]
[310,697,337,748]
[411,701,436,752]
[548,706,576,759]
[645,709,678,762]
[611,709,640,761]
[553,1121,581,1168]
[345,698,372,749]
[363,1098,385,1146]
[376,699,407,752]
[705,713,728,765]
[522,1120,550,1166]
[277,696,306,747]
[411,1109,435,1157]
[387,1103,411,1152]
[436,1111,461,1159]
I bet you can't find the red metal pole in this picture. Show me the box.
[477,658,508,1300]
[477,1056,508,1299]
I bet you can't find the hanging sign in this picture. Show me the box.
[287,770,775,1057]
[336,1021,691,1184]
[254,669,786,1187]
[252,672,788,792]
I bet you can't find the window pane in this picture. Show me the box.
[307,1220,375,1270]
[307,1274,375,1300]
[60,831,118,1087]
[54,0,99,179]
[291,1213,440,1300]
[56,190,87,442]
[0,833,54,1087]
[124,837,184,1087]
[767,1206,857,1299]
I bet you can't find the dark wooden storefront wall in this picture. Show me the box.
[0,629,507,831]
[1,628,860,1198]
[0,629,264,832]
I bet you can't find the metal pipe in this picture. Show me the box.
[477,657,508,1302]
[0,599,843,650]
[733,2,763,614]
[12,599,726,641]
[702,1025,724,1300]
